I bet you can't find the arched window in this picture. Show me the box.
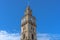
[31,27,32,30]
[32,34,34,39]
[23,34,25,39]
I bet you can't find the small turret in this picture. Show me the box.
[25,6,32,16]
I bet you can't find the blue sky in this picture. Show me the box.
[0,0,60,39]
[0,0,60,40]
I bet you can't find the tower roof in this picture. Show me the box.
[26,6,30,10]
[25,6,32,15]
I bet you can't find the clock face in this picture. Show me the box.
[23,18,25,22]
[30,17,35,23]
[21,17,26,24]
[31,18,33,21]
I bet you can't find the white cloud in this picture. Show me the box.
[37,33,60,40]
[37,33,51,40]
[0,30,20,40]
[0,30,60,40]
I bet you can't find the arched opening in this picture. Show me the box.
[32,34,34,40]
[23,34,25,39]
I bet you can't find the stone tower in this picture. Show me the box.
[21,6,37,40]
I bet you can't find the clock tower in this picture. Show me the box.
[21,6,37,40]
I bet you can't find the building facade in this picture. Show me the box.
[21,6,37,40]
